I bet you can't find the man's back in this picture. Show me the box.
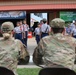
[42,33,75,69]
[33,33,76,70]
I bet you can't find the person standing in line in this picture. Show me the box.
[66,24,71,35]
[71,22,76,38]
[19,20,25,45]
[22,19,29,47]
[70,20,76,33]
[41,18,51,38]
[40,20,43,26]
[33,18,76,70]
[0,21,29,75]
[34,23,41,44]
[14,21,21,39]
[71,27,76,38]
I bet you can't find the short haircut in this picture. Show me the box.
[43,21,46,24]
[52,28,64,34]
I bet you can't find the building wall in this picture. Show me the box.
[0,0,76,6]
[0,0,75,26]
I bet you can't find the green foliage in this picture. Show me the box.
[17,68,41,75]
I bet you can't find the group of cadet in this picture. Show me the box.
[0,18,76,75]
[34,18,51,44]
[14,19,29,47]
[66,20,76,38]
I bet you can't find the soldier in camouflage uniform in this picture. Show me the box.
[0,22,29,75]
[33,18,76,70]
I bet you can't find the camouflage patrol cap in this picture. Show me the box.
[50,18,65,28]
[1,22,14,32]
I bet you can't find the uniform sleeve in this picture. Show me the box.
[38,39,46,55]
[13,28,16,33]
[18,40,28,59]
[34,28,36,33]
[71,28,74,34]
[27,25,29,30]
[17,40,29,64]
[48,25,51,32]
[33,39,45,65]
[40,25,43,32]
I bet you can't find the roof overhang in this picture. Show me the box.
[0,4,76,11]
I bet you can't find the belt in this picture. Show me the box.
[42,32,48,34]
[16,33,21,34]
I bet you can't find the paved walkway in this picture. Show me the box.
[18,37,40,68]
[27,37,37,55]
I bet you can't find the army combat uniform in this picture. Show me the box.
[33,18,76,70]
[0,22,29,75]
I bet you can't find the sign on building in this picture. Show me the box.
[0,11,26,19]
[60,11,76,22]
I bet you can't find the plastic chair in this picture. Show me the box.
[0,67,14,75]
[39,68,76,75]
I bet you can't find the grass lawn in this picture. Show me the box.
[17,68,41,75]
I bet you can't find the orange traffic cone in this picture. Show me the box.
[28,31,32,38]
